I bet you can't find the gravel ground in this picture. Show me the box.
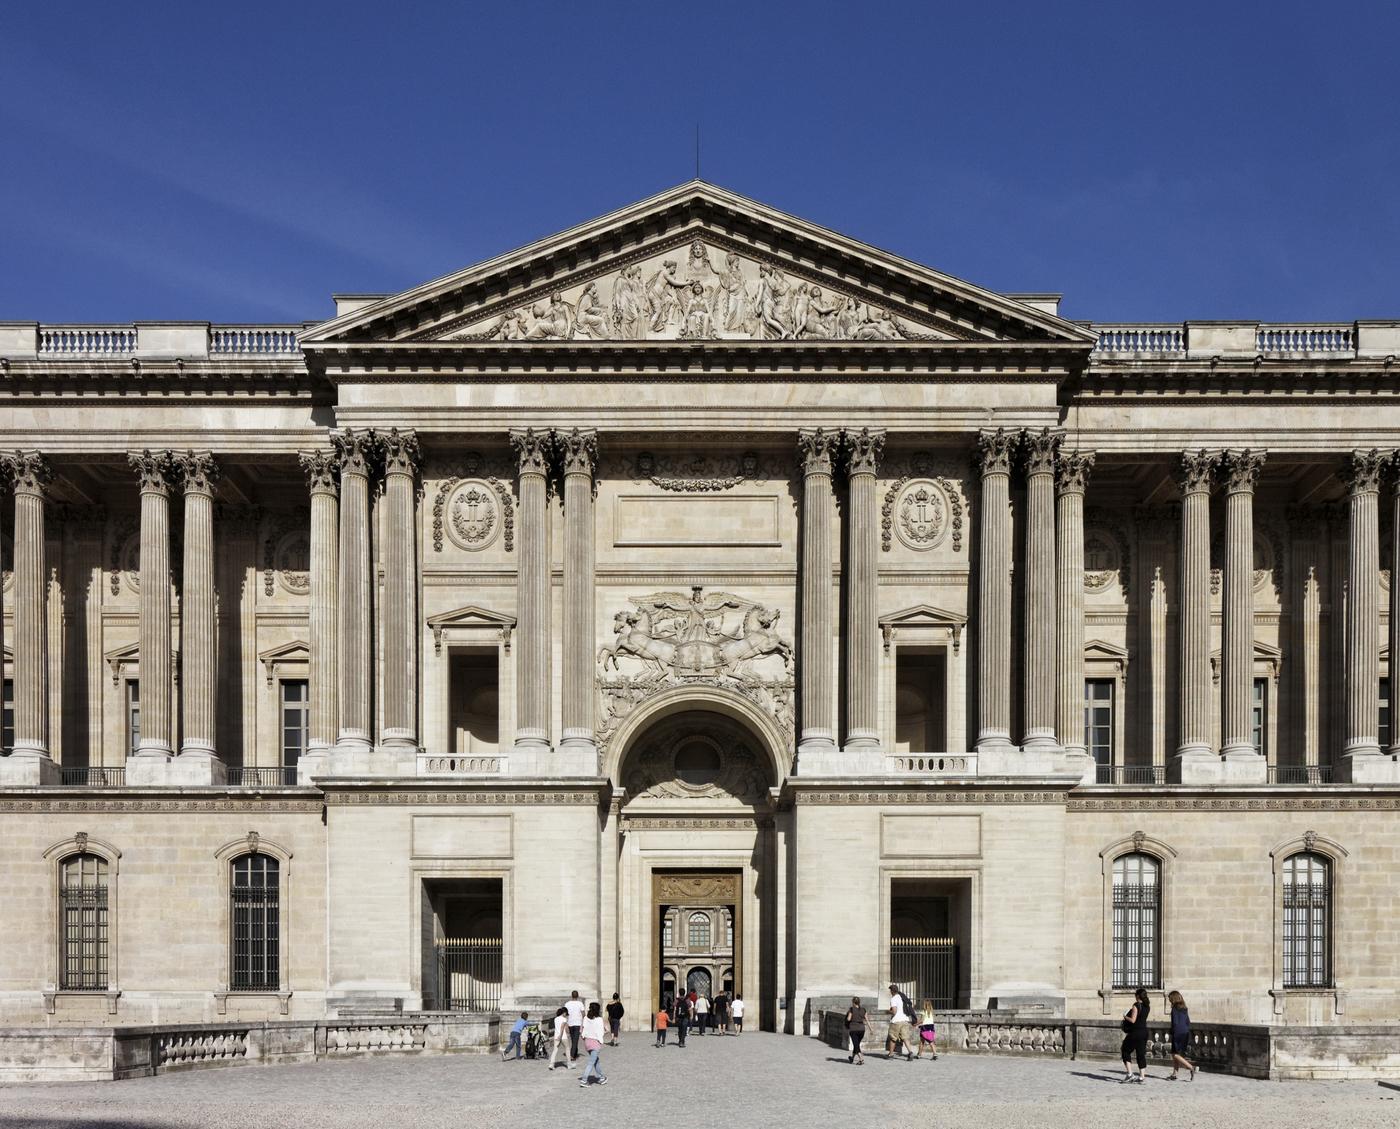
[0,1032,1394,1129]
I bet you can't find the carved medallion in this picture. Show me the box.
[1083,528,1122,593]
[895,480,950,551]
[274,530,310,594]
[446,480,500,551]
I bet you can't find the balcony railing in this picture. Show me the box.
[59,766,126,787]
[39,326,137,357]
[1091,324,1186,356]
[1094,764,1167,785]
[209,326,300,356]
[1269,764,1334,785]
[231,766,299,787]
[1256,324,1353,355]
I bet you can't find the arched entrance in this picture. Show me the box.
[607,700,786,1032]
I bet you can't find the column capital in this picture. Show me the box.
[5,452,53,497]
[797,428,838,477]
[1177,449,1218,496]
[1219,448,1266,495]
[556,427,599,477]
[510,427,552,477]
[1021,427,1063,476]
[299,449,340,496]
[381,427,420,478]
[128,449,177,495]
[842,427,885,476]
[1055,449,1095,495]
[175,451,220,496]
[1342,448,1388,496]
[330,428,379,478]
[975,428,1015,476]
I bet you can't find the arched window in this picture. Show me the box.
[1111,853,1160,989]
[1283,852,1331,988]
[230,854,280,991]
[59,854,109,990]
[688,911,711,950]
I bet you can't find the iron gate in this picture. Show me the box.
[435,937,502,1012]
[889,937,958,1009]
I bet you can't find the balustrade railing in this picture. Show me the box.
[1257,324,1353,355]
[1091,325,1186,356]
[417,753,505,775]
[59,766,126,787]
[886,753,976,774]
[38,326,137,356]
[231,766,299,787]
[158,1028,249,1067]
[1269,764,1334,785]
[324,1023,429,1054]
[209,326,300,356]
[1094,765,1167,785]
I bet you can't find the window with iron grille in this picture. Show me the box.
[125,680,141,757]
[280,680,309,771]
[59,854,109,990]
[1282,852,1331,988]
[1112,852,1160,989]
[687,911,710,950]
[1084,679,1114,768]
[230,854,280,991]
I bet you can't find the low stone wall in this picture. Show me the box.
[819,1011,1400,1080]
[0,1012,499,1084]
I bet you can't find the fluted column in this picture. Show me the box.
[1220,449,1266,760]
[558,428,598,754]
[843,427,884,751]
[129,451,176,758]
[1176,451,1216,765]
[1022,429,1062,752]
[176,452,220,761]
[797,429,839,756]
[1391,458,1400,759]
[1055,450,1094,756]
[511,428,552,753]
[381,429,420,751]
[1342,449,1386,768]
[976,429,1015,752]
[8,453,53,759]
[333,429,376,755]
[300,450,339,758]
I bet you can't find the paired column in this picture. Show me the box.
[1022,429,1061,751]
[300,450,340,758]
[843,428,884,751]
[559,428,599,754]
[176,453,220,764]
[1175,451,1216,764]
[511,428,552,752]
[7,453,53,762]
[1219,449,1265,760]
[797,429,838,755]
[975,429,1015,751]
[333,430,376,755]
[1054,450,1094,756]
[1341,449,1387,769]
[381,429,420,751]
[129,451,176,759]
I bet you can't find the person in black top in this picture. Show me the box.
[1121,987,1151,1082]
[606,993,625,1046]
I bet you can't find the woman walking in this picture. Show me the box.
[579,1001,608,1087]
[1167,990,1196,1080]
[606,993,625,1046]
[845,996,868,1065]
[1121,987,1151,1083]
[547,1007,572,1071]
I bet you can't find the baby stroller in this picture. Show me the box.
[523,1021,548,1059]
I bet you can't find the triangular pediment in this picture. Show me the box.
[879,603,969,630]
[425,605,516,631]
[301,182,1094,349]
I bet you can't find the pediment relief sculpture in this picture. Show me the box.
[442,239,950,344]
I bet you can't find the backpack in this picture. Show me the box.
[897,992,918,1023]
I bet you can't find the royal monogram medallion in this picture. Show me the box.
[1083,528,1121,593]
[446,480,500,551]
[894,479,950,551]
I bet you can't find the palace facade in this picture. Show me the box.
[1,183,1399,1036]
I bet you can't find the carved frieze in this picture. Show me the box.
[621,450,781,492]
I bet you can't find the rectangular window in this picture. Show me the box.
[662,916,673,949]
[894,650,946,754]
[280,680,309,771]
[1084,679,1114,769]
[59,855,109,991]
[1283,854,1331,988]
[230,854,280,992]
[125,681,141,757]
[1112,853,1161,990]
[1381,677,1391,751]
[2,677,13,754]
[1252,678,1267,756]
[449,650,499,754]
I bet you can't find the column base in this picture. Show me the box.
[166,755,228,786]
[0,753,60,785]
[1221,740,1260,761]
[1020,732,1062,755]
[125,754,170,785]
[1337,752,1400,783]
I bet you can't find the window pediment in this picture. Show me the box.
[258,641,309,687]
[879,604,968,654]
[426,605,516,655]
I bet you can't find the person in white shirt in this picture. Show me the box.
[730,994,746,1034]
[694,993,710,1035]
[579,1002,608,1087]
[564,990,585,1061]
[547,1007,572,1070]
[886,984,915,1061]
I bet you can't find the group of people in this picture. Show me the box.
[654,989,746,1046]
[501,990,628,1088]
[843,985,939,1065]
[1120,988,1197,1082]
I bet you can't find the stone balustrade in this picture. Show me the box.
[209,326,301,356]
[39,325,138,356]
[0,323,304,360]
[1091,324,1186,356]
[1257,323,1353,355]
[417,753,507,775]
[885,753,977,774]
[1091,320,1400,359]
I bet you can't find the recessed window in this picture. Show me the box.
[895,650,945,753]
[1252,678,1267,756]
[687,911,711,950]
[230,854,280,992]
[1282,852,1331,989]
[1084,679,1114,769]
[280,680,308,771]
[59,854,109,991]
[1112,853,1160,990]
[125,681,141,757]
[449,650,499,754]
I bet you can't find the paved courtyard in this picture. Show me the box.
[1,1032,1394,1129]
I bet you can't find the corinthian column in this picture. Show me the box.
[1220,449,1266,761]
[844,427,885,752]
[511,428,552,753]
[976,429,1015,753]
[380,429,420,752]
[1341,449,1386,773]
[333,429,376,756]
[797,429,839,758]
[8,453,53,762]
[129,450,176,760]
[1022,429,1062,752]
[1176,451,1216,768]
[1055,449,1094,756]
[558,428,598,757]
[300,450,339,763]
[176,452,221,774]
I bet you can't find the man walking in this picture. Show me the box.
[730,993,745,1034]
[564,990,585,1061]
[694,992,709,1035]
[886,984,916,1061]
[674,993,690,1047]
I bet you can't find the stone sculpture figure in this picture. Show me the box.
[575,282,610,339]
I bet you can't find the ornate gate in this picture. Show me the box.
[889,937,958,1010]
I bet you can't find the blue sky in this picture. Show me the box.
[3,0,1398,324]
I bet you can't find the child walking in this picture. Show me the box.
[654,1004,670,1047]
